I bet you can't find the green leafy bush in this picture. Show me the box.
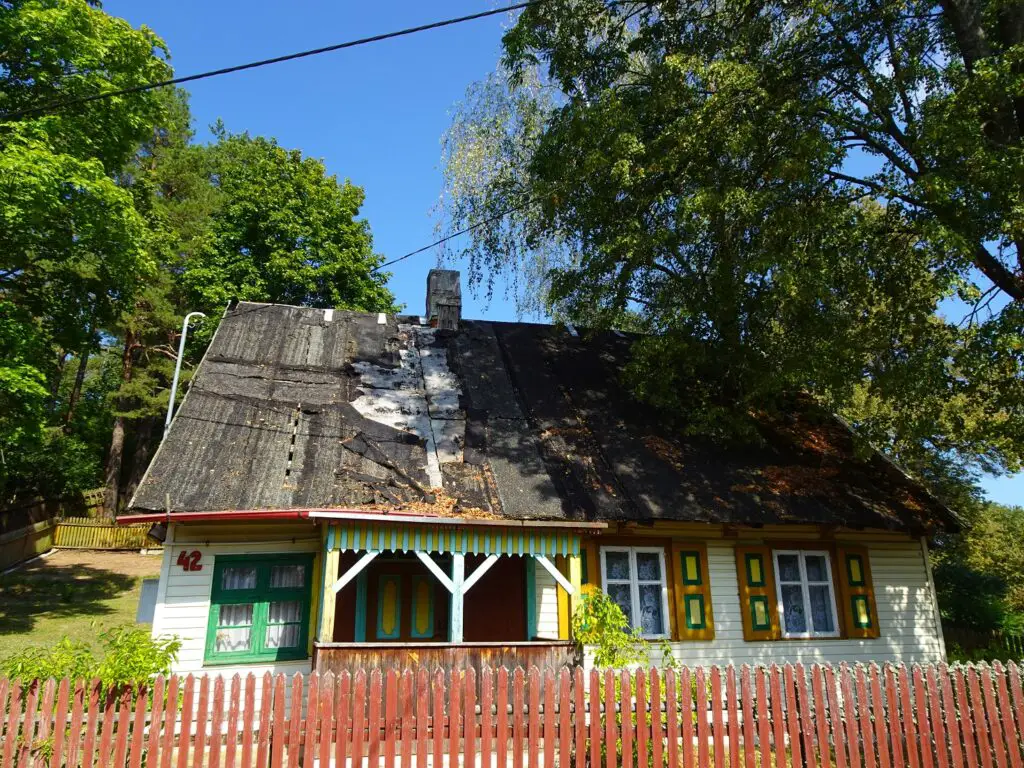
[571,585,650,668]
[0,625,179,690]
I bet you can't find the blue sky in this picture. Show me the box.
[104,0,1021,507]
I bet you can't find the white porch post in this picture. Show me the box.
[450,553,465,643]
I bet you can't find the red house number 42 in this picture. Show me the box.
[177,550,203,572]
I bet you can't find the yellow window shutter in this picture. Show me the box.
[671,542,715,641]
[836,545,880,639]
[735,545,780,641]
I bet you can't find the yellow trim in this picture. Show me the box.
[318,546,339,644]
[670,541,714,641]
[309,548,323,653]
[555,555,570,640]
[581,539,599,585]
[735,545,780,641]
[836,545,880,639]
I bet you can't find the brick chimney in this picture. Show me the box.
[425,269,462,330]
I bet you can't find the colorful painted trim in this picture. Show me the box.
[327,523,580,557]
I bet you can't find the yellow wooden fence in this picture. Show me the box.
[53,517,160,550]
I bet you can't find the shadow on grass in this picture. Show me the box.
[0,564,137,635]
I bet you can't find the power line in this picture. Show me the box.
[0,1,546,121]
[371,197,536,273]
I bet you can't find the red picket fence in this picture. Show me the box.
[2,662,1023,768]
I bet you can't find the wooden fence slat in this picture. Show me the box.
[588,669,600,768]
[400,669,414,768]
[603,669,616,768]
[66,680,86,768]
[636,668,648,768]
[112,686,132,768]
[697,666,711,768]
[968,668,994,768]
[953,668,979,768]
[466,668,478,768]
[208,677,225,768]
[244,674,263,768]
[1009,663,1024,756]
[769,666,787,768]
[993,664,1022,768]
[82,680,103,768]
[128,685,148,768]
[146,677,166,768]
[96,686,117,768]
[741,666,757,768]
[884,667,906,768]
[367,670,382,768]
[914,666,936,768]
[981,666,1009,768]
[870,666,891,768]
[318,673,335,768]
[224,675,241,768]
[51,678,70,768]
[856,666,875,768]
[841,666,863,768]
[383,670,398,768]
[666,668,680,768]
[898,666,920,768]
[336,671,352,768]
[431,669,443,768]
[811,666,830,768]
[825,666,848,768]
[651,668,664,768]
[35,678,55,768]
[542,668,554,768]
[528,667,541,768]
[681,667,694,768]
[711,666,725,768]
[496,667,509,768]
[784,665,802,768]
[513,667,525,768]
[450,670,462,768]
[20,681,40,768]
[301,673,319,768]
[192,675,209,768]
[795,665,818,768]
[727,666,741,768]
[619,668,632,768]
[939,666,964,768]
[927,666,950,768]
[160,676,179,768]
[756,667,771,768]
[268,674,286,768]
[3,681,22,768]
[175,676,195,768]
[449,668,462,768]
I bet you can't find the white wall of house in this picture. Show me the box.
[651,538,945,668]
[534,564,560,640]
[151,522,320,689]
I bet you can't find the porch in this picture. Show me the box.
[311,515,601,674]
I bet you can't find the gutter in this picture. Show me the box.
[116,507,608,530]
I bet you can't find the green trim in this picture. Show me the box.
[410,575,434,639]
[680,551,703,586]
[204,553,313,666]
[745,553,766,587]
[846,554,866,587]
[851,595,873,629]
[525,557,537,640]
[749,595,771,631]
[684,594,706,630]
[376,575,402,640]
[354,571,368,642]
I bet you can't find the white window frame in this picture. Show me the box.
[772,549,841,639]
[599,546,671,640]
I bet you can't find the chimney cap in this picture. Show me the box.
[426,269,462,329]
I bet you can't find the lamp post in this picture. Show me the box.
[164,311,206,434]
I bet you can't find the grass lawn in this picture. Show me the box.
[0,550,162,660]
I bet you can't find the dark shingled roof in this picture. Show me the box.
[129,302,959,535]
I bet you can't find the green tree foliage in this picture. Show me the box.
[438,0,1024,493]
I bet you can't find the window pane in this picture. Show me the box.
[605,552,631,581]
[221,566,257,590]
[635,552,662,582]
[808,585,835,633]
[268,600,302,624]
[265,624,301,649]
[777,555,801,582]
[804,555,828,582]
[638,584,664,635]
[270,565,305,589]
[780,584,807,634]
[214,627,252,653]
[607,583,633,626]
[218,603,254,627]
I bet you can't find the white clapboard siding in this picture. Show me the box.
[151,523,319,689]
[534,564,560,640]
[653,539,944,667]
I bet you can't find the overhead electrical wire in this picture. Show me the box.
[0,0,547,121]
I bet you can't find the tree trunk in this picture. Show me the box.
[63,349,90,431]
[103,331,136,518]
[124,416,156,503]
